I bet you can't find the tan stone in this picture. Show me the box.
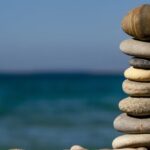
[120,39,150,58]
[122,79,150,96]
[112,134,150,149]
[124,67,150,82]
[114,113,150,133]
[119,97,150,116]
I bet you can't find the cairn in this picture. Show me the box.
[70,4,150,150]
[113,4,150,149]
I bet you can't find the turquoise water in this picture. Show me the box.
[0,74,125,150]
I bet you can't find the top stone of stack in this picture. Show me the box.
[122,4,150,41]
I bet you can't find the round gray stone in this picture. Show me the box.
[119,97,150,116]
[112,134,150,149]
[114,113,150,134]
[120,39,150,58]
[129,57,150,69]
[122,79,150,96]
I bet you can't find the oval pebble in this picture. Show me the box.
[120,39,150,58]
[114,113,150,133]
[112,134,150,149]
[122,79,150,96]
[119,97,150,116]
[129,57,150,69]
[124,67,150,82]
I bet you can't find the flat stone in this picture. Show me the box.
[129,57,150,69]
[114,113,150,134]
[122,79,150,96]
[119,97,150,116]
[120,39,150,58]
[112,134,150,149]
[124,67,150,81]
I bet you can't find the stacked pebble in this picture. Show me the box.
[113,4,150,149]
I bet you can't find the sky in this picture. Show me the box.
[0,0,150,73]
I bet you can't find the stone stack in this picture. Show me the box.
[113,4,150,149]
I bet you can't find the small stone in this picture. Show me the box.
[120,39,150,58]
[129,57,150,69]
[124,67,150,82]
[119,97,150,116]
[112,134,150,149]
[122,79,150,96]
[114,113,150,134]
[70,145,87,150]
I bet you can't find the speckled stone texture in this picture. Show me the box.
[119,97,150,116]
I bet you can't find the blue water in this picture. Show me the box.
[0,74,125,150]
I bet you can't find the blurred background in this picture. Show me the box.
[0,0,149,149]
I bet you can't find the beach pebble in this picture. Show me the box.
[70,145,87,150]
[122,79,150,96]
[120,39,150,58]
[129,57,150,69]
[124,67,150,82]
[119,97,150,116]
[112,134,150,149]
[121,4,150,41]
[114,113,150,134]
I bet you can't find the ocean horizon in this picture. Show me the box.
[0,70,123,75]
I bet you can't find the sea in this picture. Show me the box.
[0,73,126,150]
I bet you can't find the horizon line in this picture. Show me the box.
[0,69,123,75]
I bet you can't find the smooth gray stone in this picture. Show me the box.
[114,113,150,134]
[122,79,150,96]
[120,39,150,58]
[129,57,150,69]
[112,134,150,149]
[119,97,150,116]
